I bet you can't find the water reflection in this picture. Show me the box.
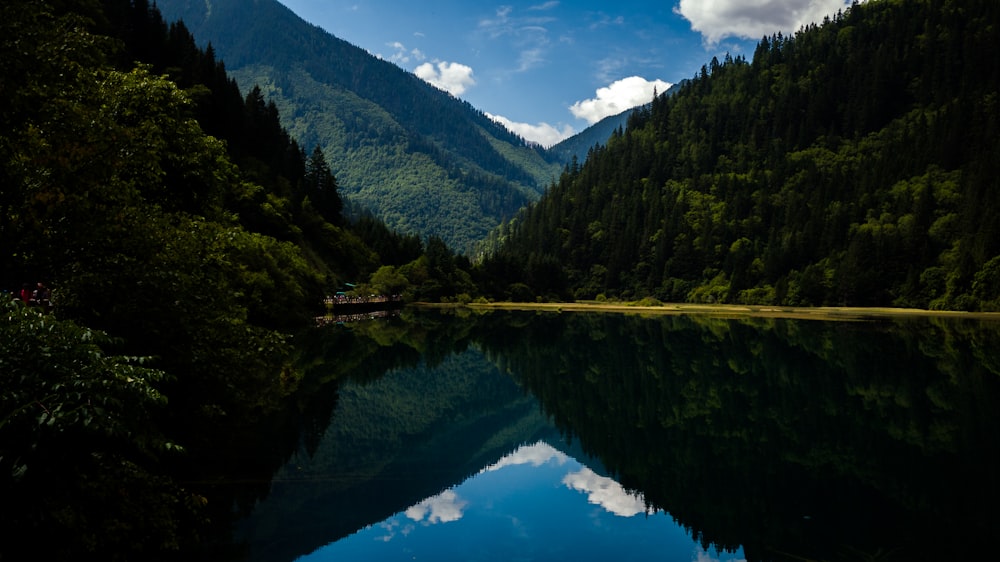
[470,311,1000,561]
[562,465,650,517]
[231,309,1000,562]
[301,441,741,562]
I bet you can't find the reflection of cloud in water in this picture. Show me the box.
[405,489,468,524]
[562,467,649,517]
[375,518,415,542]
[482,441,569,472]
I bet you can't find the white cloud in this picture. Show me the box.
[482,441,570,471]
[589,12,625,30]
[517,47,546,72]
[676,0,853,44]
[405,489,468,524]
[482,5,513,29]
[486,112,576,148]
[529,1,559,10]
[477,5,555,72]
[383,41,426,65]
[562,467,650,517]
[414,61,477,96]
[569,76,671,124]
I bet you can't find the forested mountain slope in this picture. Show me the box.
[1,1,483,556]
[547,108,633,167]
[548,84,679,165]
[157,0,562,252]
[487,0,1000,310]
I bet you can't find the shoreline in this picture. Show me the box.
[414,301,1000,322]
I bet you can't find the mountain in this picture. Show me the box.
[237,346,560,562]
[547,108,633,167]
[548,84,681,165]
[483,0,1000,310]
[156,0,563,253]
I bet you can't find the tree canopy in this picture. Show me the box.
[483,0,1000,310]
[0,1,478,557]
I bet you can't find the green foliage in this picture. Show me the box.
[304,145,343,225]
[0,301,202,559]
[972,255,1000,311]
[485,0,1000,310]
[369,265,410,296]
[0,302,169,469]
[156,0,563,252]
[0,1,490,558]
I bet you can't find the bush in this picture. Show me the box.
[0,301,201,559]
[506,283,535,302]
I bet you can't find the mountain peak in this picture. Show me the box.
[157,0,562,252]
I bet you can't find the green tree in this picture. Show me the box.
[369,265,410,296]
[0,301,200,560]
[304,145,343,225]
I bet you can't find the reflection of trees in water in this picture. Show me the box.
[15,307,995,560]
[232,313,557,562]
[196,309,1000,561]
[469,311,1000,561]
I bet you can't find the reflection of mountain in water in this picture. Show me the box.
[236,310,1000,562]
[474,312,1000,561]
[388,441,642,530]
[308,439,709,562]
[237,348,569,562]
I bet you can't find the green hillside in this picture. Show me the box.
[484,0,1000,310]
[0,1,490,557]
[157,0,562,252]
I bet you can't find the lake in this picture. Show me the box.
[200,308,1000,561]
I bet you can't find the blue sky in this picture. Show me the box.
[276,1,854,146]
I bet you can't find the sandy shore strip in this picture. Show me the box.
[415,301,1000,322]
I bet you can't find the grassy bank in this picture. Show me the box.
[415,300,1000,322]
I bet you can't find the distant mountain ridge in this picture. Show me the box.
[549,83,681,165]
[548,109,632,166]
[157,0,563,252]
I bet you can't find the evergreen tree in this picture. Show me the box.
[304,146,343,225]
[484,0,1000,310]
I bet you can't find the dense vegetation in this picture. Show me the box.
[4,0,998,557]
[485,0,1000,310]
[0,1,475,558]
[156,0,563,252]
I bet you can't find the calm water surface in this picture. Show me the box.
[228,309,1000,561]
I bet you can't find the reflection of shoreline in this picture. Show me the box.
[415,301,1000,321]
[316,308,401,325]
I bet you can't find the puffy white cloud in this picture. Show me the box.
[405,489,468,524]
[482,441,570,471]
[562,467,649,517]
[676,0,853,44]
[569,76,671,124]
[486,112,576,148]
[414,61,477,96]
